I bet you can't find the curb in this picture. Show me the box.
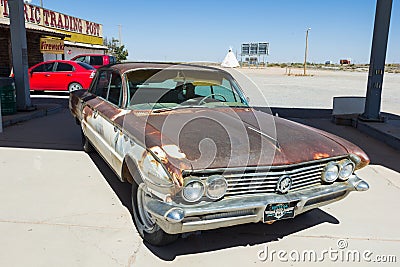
[357,120,400,151]
[1,104,63,128]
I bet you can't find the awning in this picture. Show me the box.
[64,40,108,50]
[0,18,69,38]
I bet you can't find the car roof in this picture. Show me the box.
[29,60,94,70]
[72,54,110,57]
[39,60,77,63]
[105,62,229,74]
[32,60,80,65]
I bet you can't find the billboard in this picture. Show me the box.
[241,43,249,55]
[258,42,269,55]
[241,42,269,56]
[249,43,258,55]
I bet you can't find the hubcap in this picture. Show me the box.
[136,184,156,233]
[69,83,82,92]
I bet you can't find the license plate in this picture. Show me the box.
[263,202,296,222]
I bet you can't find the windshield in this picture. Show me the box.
[125,68,248,111]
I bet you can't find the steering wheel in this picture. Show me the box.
[198,93,227,105]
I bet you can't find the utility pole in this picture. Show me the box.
[40,0,43,7]
[303,28,311,76]
[118,25,122,46]
[9,0,32,110]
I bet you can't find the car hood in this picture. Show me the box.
[132,107,351,170]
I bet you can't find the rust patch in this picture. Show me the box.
[150,146,168,164]
[313,153,330,160]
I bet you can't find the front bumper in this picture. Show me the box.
[145,175,369,234]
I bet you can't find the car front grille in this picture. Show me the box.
[183,156,348,197]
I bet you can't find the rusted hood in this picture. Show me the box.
[138,107,350,170]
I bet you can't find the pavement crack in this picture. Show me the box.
[69,227,125,266]
[127,242,142,266]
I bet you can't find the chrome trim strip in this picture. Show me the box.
[247,126,280,150]
[182,155,347,176]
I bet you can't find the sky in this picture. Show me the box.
[28,0,400,63]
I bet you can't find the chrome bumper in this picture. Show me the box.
[145,175,369,234]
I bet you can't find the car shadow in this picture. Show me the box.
[145,209,338,261]
[88,152,133,210]
[88,148,339,261]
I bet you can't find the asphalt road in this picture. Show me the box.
[0,70,400,266]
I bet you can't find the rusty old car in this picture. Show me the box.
[69,62,370,246]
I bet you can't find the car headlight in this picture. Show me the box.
[182,179,204,202]
[205,175,228,200]
[322,162,339,183]
[338,159,355,180]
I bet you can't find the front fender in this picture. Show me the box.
[123,148,177,201]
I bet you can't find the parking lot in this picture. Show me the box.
[0,67,399,266]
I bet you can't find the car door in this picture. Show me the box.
[92,70,127,173]
[52,62,75,90]
[81,70,112,162]
[101,71,128,173]
[29,62,55,90]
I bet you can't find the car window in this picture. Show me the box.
[90,56,103,66]
[93,70,111,99]
[74,56,86,63]
[108,71,123,106]
[77,62,95,70]
[31,64,45,73]
[55,63,74,72]
[194,85,212,97]
[32,62,54,73]
[212,78,238,102]
[109,56,116,64]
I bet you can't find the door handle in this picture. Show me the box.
[114,126,118,132]
[45,74,51,77]
[67,74,72,77]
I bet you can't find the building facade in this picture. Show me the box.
[0,0,107,76]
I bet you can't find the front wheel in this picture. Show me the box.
[68,82,83,92]
[131,182,178,246]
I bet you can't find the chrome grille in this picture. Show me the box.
[225,163,324,196]
[184,156,347,197]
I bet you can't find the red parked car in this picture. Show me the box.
[29,60,96,92]
[71,54,116,69]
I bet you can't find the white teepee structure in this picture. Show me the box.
[221,48,240,68]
